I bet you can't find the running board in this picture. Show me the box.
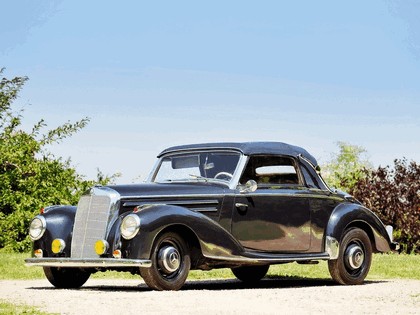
[204,252,330,264]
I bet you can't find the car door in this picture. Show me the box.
[231,155,311,252]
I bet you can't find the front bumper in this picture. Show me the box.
[25,258,152,268]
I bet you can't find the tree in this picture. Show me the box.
[322,141,372,192]
[0,68,110,252]
[351,159,419,253]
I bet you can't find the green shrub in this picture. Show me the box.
[0,68,112,252]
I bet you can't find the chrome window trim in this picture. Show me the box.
[229,154,248,190]
[298,154,333,192]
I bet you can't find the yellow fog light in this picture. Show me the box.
[95,240,109,255]
[51,239,65,254]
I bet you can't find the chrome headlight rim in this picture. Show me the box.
[29,215,47,241]
[121,214,141,240]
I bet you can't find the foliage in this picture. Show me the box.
[322,141,372,192]
[0,68,115,252]
[351,159,420,253]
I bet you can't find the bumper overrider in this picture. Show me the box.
[25,257,152,268]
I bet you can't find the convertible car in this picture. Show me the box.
[26,142,398,290]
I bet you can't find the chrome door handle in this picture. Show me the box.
[235,203,248,212]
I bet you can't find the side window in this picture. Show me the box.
[300,162,328,190]
[240,155,301,187]
[300,164,318,189]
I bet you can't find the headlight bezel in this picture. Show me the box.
[29,215,47,241]
[120,214,141,240]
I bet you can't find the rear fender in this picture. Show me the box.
[325,203,392,253]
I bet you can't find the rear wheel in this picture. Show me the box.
[140,232,191,291]
[232,265,269,283]
[43,267,90,288]
[328,228,372,285]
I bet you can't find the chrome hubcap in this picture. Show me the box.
[345,244,365,270]
[158,245,181,274]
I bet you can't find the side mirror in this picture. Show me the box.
[239,180,258,193]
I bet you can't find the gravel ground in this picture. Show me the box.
[1,278,419,314]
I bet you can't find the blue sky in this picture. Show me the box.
[1,0,419,183]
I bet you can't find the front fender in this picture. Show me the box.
[33,206,76,257]
[123,204,244,260]
[325,203,392,253]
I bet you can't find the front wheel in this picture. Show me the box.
[140,232,191,291]
[232,265,269,283]
[328,228,372,285]
[43,267,90,288]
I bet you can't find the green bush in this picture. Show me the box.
[0,68,111,252]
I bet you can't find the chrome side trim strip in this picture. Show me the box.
[123,200,219,207]
[25,258,152,268]
[123,194,228,199]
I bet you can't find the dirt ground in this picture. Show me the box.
[1,278,419,314]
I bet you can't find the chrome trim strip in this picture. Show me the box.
[123,192,342,199]
[325,236,339,259]
[123,200,219,207]
[25,258,152,268]
[229,154,248,190]
[193,208,218,212]
[204,253,330,264]
[122,194,229,199]
[235,192,341,199]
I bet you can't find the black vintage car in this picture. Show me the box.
[26,142,398,290]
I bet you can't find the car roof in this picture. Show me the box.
[158,142,318,167]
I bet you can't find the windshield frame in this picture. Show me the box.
[147,149,247,189]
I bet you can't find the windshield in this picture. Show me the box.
[152,151,241,184]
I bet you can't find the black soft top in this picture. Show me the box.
[158,142,318,167]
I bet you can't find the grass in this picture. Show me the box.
[0,300,57,315]
[2,252,419,281]
[1,253,418,315]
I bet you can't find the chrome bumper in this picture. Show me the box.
[25,258,152,268]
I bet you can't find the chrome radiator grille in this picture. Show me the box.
[71,194,112,258]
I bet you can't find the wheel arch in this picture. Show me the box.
[129,204,244,262]
[325,203,392,254]
[151,224,204,269]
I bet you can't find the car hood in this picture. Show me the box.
[106,182,228,199]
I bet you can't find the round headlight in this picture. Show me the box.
[29,216,46,241]
[121,214,141,240]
